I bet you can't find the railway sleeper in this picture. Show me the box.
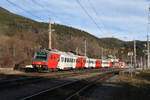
[21,72,114,100]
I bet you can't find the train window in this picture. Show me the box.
[51,55,53,59]
[54,56,56,60]
[69,58,71,62]
[61,57,64,62]
[67,58,69,62]
[76,59,79,63]
[83,60,86,63]
[65,58,66,62]
[58,57,60,62]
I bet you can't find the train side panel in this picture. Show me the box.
[48,53,60,69]
[96,60,102,68]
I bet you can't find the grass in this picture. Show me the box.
[112,70,150,100]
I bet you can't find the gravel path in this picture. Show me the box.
[82,75,123,100]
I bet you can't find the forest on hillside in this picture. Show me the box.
[0,7,147,68]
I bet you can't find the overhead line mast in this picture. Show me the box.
[147,5,150,69]
[134,39,136,68]
[147,35,149,69]
[85,39,87,56]
[49,18,52,49]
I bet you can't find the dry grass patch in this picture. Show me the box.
[111,70,150,100]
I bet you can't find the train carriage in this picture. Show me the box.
[58,52,76,70]
[32,49,123,71]
[102,60,112,68]
[88,58,96,68]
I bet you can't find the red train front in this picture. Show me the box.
[32,49,60,71]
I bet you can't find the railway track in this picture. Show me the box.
[0,72,78,90]
[0,68,118,90]
[20,72,114,100]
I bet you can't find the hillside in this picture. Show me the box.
[0,7,145,67]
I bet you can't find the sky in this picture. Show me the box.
[0,0,150,41]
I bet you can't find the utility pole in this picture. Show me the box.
[101,47,103,59]
[147,35,149,69]
[131,54,133,67]
[147,5,150,69]
[140,57,143,69]
[134,39,136,68]
[49,18,52,49]
[76,47,79,55]
[84,39,87,56]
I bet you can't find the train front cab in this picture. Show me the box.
[32,50,49,71]
[32,50,60,71]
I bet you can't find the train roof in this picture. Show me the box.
[36,49,112,61]
[37,49,79,57]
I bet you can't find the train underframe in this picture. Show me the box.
[31,64,113,72]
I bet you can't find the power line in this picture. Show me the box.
[31,0,59,21]
[76,0,104,35]
[87,0,118,37]
[6,0,45,21]
[87,0,105,29]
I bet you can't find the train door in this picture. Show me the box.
[48,53,60,69]
[96,60,102,67]
[81,58,86,68]
[76,57,82,68]
[109,61,113,67]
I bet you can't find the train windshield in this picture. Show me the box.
[33,51,48,61]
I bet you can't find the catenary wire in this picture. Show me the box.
[6,0,45,21]
[31,0,59,20]
[76,0,105,35]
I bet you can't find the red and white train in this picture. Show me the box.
[32,49,124,71]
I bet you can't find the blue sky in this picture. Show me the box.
[0,0,149,41]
